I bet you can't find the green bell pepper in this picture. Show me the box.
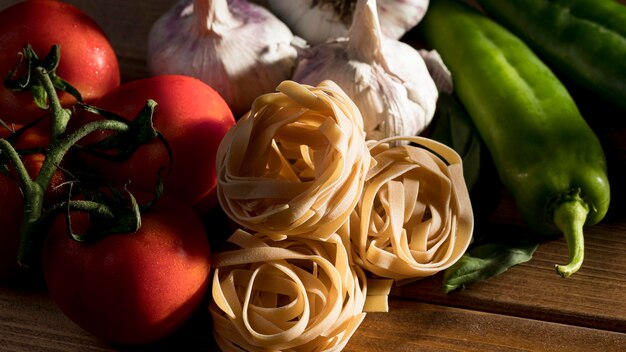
[476,0,626,112]
[420,0,611,277]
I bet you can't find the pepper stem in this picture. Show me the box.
[553,198,589,278]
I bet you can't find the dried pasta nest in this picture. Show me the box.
[347,136,474,282]
[216,80,371,240]
[210,229,367,351]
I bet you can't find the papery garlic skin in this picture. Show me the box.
[292,0,438,142]
[378,0,429,39]
[419,49,453,94]
[147,0,299,118]
[267,0,429,45]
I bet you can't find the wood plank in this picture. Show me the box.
[3,285,625,352]
[391,194,626,334]
[2,0,626,350]
[0,285,219,351]
[348,299,626,352]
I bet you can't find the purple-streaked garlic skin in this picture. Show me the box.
[292,0,439,142]
[147,0,299,118]
[266,0,429,45]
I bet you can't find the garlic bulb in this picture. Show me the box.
[292,0,439,142]
[147,0,299,118]
[267,0,429,45]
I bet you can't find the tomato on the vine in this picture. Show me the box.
[42,194,212,345]
[0,0,120,125]
[76,75,235,215]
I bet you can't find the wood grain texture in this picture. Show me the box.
[0,285,219,351]
[1,0,626,351]
[391,214,626,334]
[347,300,626,352]
[3,285,625,352]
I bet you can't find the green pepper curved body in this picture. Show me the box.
[476,0,626,111]
[420,0,611,277]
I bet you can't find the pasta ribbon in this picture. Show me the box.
[210,229,368,352]
[216,80,371,240]
[348,135,474,283]
[212,80,475,349]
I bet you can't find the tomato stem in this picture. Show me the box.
[13,69,59,269]
[7,44,160,272]
[0,139,43,268]
[43,200,116,220]
[0,138,34,195]
[15,55,131,269]
[34,67,70,141]
[35,118,131,193]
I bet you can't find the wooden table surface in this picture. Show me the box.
[1,1,626,351]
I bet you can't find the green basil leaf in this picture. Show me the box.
[442,240,539,293]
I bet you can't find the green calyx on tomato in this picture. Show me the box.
[43,194,212,345]
[0,43,213,345]
[74,74,235,215]
[0,44,164,273]
[75,99,172,167]
[4,44,83,112]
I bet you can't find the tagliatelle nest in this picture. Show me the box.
[347,136,474,283]
[216,80,371,240]
[210,229,370,352]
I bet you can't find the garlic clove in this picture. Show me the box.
[419,49,453,94]
[267,0,347,45]
[377,0,429,40]
[147,0,299,118]
[267,0,429,45]
[292,0,438,142]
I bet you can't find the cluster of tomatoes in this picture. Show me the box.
[0,0,235,345]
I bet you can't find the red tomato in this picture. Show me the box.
[42,195,212,345]
[0,0,120,125]
[0,174,24,281]
[76,75,235,215]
